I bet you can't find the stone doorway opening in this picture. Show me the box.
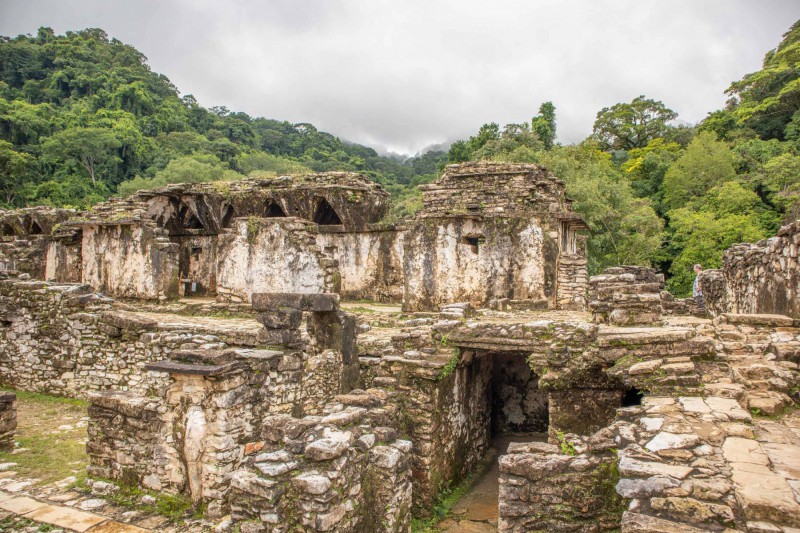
[443,351,548,530]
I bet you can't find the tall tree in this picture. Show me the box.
[41,127,122,186]
[661,131,736,212]
[532,102,556,150]
[592,95,678,151]
[726,20,800,140]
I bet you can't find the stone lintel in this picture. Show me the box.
[251,292,340,312]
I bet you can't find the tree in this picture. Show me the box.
[661,131,736,212]
[592,95,678,151]
[41,127,121,186]
[538,144,665,272]
[622,138,681,211]
[759,152,800,220]
[0,140,34,205]
[532,102,556,150]
[726,20,800,140]
[666,181,777,295]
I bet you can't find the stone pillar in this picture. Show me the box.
[144,348,277,517]
[251,292,358,415]
[0,392,17,451]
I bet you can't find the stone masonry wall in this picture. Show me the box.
[316,226,405,302]
[0,277,264,398]
[719,219,800,318]
[557,252,588,310]
[498,435,622,532]
[81,224,179,301]
[590,266,664,326]
[87,346,315,517]
[402,217,556,311]
[229,390,412,532]
[216,218,337,303]
[0,391,16,452]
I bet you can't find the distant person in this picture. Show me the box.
[693,264,704,313]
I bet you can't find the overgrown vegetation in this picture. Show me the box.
[0,27,446,214]
[88,477,200,524]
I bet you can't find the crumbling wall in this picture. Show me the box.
[45,237,82,283]
[0,207,74,278]
[316,226,404,302]
[590,266,664,325]
[0,391,16,451]
[0,278,263,398]
[216,219,335,303]
[557,253,588,310]
[718,219,800,318]
[498,436,622,532]
[402,217,554,311]
[361,337,492,514]
[82,224,179,300]
[87,347,308,517]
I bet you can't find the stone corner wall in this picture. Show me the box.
[718,219,800,318]
[0,391,16,452]
[557,252,588,310]
[498,436,623,532]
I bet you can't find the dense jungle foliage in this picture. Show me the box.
[1,21,799,294]
[0,27,444,218]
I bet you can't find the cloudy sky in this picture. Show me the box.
[1,0,798,155]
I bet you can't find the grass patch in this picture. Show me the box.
[0,388,89,486]
[81,478,202,524]
[411,452,495,532]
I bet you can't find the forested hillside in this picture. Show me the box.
[1,22,799,295]
[448,20,800,294]
[0,27,444,219]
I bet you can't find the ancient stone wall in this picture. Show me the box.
[402,217,556,311]
[81,224,179,300]
[0,391,16,451]
[229,391,412,532]
[557,252,588,310]
[0,207,74,278]
[498,437,622,532]
[0,277,264,398]
[216,219,336,303]
[316,226,405,302]
[717,219,800,318]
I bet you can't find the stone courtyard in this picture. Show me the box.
[0,162,798,532]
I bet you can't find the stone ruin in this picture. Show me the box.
[0,162,798,532]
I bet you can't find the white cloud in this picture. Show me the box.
[1,0,798,154]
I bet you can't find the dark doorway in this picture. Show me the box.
[266,201,287,218]
[490,352,549,435]
[313,198,342,225]
[29,221,43,235]
[622,387,644,407]
[221,205,235,228]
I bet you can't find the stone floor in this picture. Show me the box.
[0,490,148,532]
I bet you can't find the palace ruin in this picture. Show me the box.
[0,162,798,532]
